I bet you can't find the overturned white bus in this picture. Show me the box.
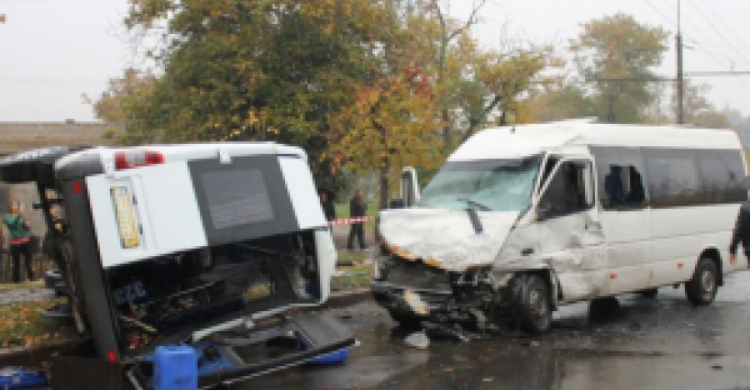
[0,143,354,389]
[372,122,748,334]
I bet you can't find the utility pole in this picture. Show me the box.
[676,0,685,124]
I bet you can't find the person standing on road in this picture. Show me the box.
[347,189,366,251]
[729,201,750,265]
[0,200,34,283]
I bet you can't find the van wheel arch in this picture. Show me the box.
[700,248,724,287]
[510,272,554,334]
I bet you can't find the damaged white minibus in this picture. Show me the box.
[372,122,748,334]
[0,143,354,389]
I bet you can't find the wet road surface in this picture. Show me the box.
[238,271,750,390]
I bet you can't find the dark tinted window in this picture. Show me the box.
[201,169,275,229]
[644,149,703,208]
[590,147,648,210]
[696,150,747,204]
[189,155,300,247]
[539,160,594,218]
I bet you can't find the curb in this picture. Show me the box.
[324,288,372,309]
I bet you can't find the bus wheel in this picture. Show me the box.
[517,274,552,334]
[685,258,718,306]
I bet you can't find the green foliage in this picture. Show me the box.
[98,0,556,195]
[679,81,731,129]
[529,82,596,123]
[114,0,408,191]
[571,13,669,123]
[0,298,80,349]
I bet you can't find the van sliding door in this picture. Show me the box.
[590,147,652,294]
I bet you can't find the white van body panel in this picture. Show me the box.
[379,122,747,308]
[86,161,208,268]
[379,209,519,272]
[67,143,334,305]
[279,157,327,230]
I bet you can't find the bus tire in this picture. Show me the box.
[518,274,553,334]
[686,258,718,306]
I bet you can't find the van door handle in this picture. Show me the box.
[522,248,534,256]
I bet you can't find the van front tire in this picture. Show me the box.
[686,258,718,306]
[517,274,552,334]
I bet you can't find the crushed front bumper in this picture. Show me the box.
[371,281,452,320]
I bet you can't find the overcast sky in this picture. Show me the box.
[1,0,749,122]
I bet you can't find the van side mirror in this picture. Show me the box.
[389,198,405,209]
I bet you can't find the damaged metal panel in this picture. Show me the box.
[379,208,519,272]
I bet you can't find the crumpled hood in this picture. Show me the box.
[379,208,520,272]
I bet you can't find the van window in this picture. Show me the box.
[590,147,648,210]
[538,160,594,218]
[644,149,702,208]
[696,150,747,204]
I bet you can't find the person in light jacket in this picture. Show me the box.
[1,200,34,283]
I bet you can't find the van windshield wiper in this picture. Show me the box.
[458,198,491,211]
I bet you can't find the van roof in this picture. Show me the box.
[449,122,743,161]
[55,142,307,172]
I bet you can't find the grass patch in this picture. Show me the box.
[337,251,370,264]
[0,280,45,294]
[331,264,372,291]
[0,299,80,349]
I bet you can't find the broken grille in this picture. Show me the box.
[386,259,451,291]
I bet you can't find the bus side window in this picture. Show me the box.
[591,146,649,210]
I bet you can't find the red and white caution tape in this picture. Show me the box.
[328,216,370,226]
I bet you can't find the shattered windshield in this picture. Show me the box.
[417,155,541,211]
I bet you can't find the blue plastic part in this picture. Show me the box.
[154,346,198,390]
[0,367,48,389]
[306,348,350,366]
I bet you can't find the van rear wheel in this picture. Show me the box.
[517,274,552,334]
[685,258,718,306]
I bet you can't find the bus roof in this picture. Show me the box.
[449,122,743,161]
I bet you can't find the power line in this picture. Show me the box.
[681,0,750,94]
[643,0,676,28]
[700,1,750,57]
[684,0,750,66]
[685,71,750,77]
[688,40,750,51]
[690,47,750,66]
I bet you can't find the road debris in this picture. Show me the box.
[404,331,430,349]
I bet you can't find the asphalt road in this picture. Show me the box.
[238,270,750,390]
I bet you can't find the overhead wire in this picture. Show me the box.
[683,0,750,66]
[679,0,750,93]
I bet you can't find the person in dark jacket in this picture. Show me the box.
[347,189,366,250]
[730,202,750,265]
[319,189,336,222]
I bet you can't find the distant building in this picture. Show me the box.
[0,121,112,238]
